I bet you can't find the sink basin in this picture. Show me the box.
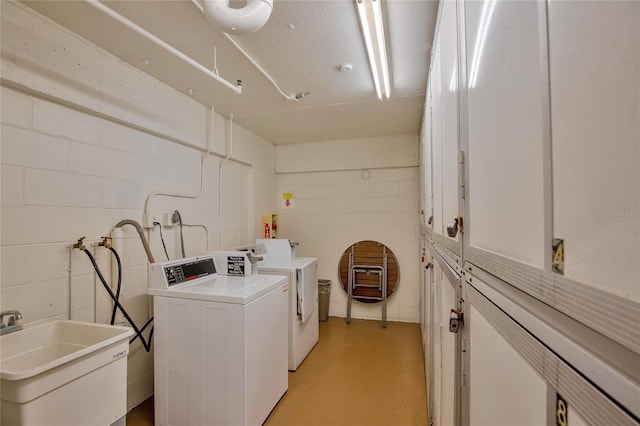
[1,319,133,425]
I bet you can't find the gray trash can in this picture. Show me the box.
[318,279,331,322]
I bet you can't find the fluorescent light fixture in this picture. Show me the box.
[356,0,391,99]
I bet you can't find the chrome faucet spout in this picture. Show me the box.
[0,310,23,335]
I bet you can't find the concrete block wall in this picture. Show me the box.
[0,2,275,410]
[274,135,421,322]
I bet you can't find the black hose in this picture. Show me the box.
[82,249,153,352]
[108,247,123,325]
[175,210,186,258]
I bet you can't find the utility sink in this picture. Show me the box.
[1,319,133,426]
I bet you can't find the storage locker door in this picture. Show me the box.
[421,81,434,229]
[430,0,462,257]
[468,305,547,425]
[432,254,463,426]
[548,1,639,304]
[465,274,640,425]
[420,238,428,349]
[464,0,548,270]
[424,243,435,387]
[420,238,433,414]
[430,260,444,426]
[439,0,461,253]
[431,40,444,239]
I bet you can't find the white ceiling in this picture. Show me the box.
[21,0,438,145]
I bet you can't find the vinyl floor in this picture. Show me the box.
[127,316,428,426]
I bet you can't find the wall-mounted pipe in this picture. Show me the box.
[85,0,241,94]
[190,0,294,101]
[143,106,216,251]
[114,220,156,264]
[203,0,273,35]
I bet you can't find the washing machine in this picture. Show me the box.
[148,254,288,426]
[253,239,319,371]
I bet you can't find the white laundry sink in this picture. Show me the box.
[1,319,133,426]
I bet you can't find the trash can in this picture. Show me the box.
[318,279,331,322]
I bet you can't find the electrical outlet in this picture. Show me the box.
[162,212,175,227]
[143,213,161,228]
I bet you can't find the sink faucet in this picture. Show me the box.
[0,310,23,335]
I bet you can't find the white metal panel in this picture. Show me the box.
[548,0,640,301]
[465,0,546,269]
[430,256,458,426]
[469,305,547,425]
[256,261,319,371]
[431,41,444,236]
[466,266,640,420]
[153,298,245,426]
[567,405,589,426]
[439,269,457,426]
[245,283,288,426]
[439,0,460,245]
[431,259,443,426]
[422,81,434,227]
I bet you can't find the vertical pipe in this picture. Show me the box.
[68,246,73,320]
[93,244,99,323]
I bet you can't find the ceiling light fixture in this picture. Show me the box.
[202,0,273,35]
[355,0,390,99]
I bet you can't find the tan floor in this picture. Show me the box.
[127,316,428,426]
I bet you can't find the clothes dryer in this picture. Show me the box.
[254,239,319,371]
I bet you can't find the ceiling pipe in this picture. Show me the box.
[203,0,273,35]
[85,0,241,94]
[192,0,300,101]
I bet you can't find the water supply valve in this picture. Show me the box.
[73,237,86,251]
[98,236,112,248]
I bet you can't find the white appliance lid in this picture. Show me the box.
[257,257,317,271]
[148,274,286,304]
[256,239,293,258]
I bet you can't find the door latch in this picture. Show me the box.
[446,216,463,238]
[449,309,464,333]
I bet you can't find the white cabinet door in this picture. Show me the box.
[430,254,462,426]
[465,0,548,270]
[548,0,640,302]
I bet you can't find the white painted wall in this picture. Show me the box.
[0,1,275,411]
[274,136,420,322]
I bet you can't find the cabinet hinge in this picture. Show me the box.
[461,337,468,387]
